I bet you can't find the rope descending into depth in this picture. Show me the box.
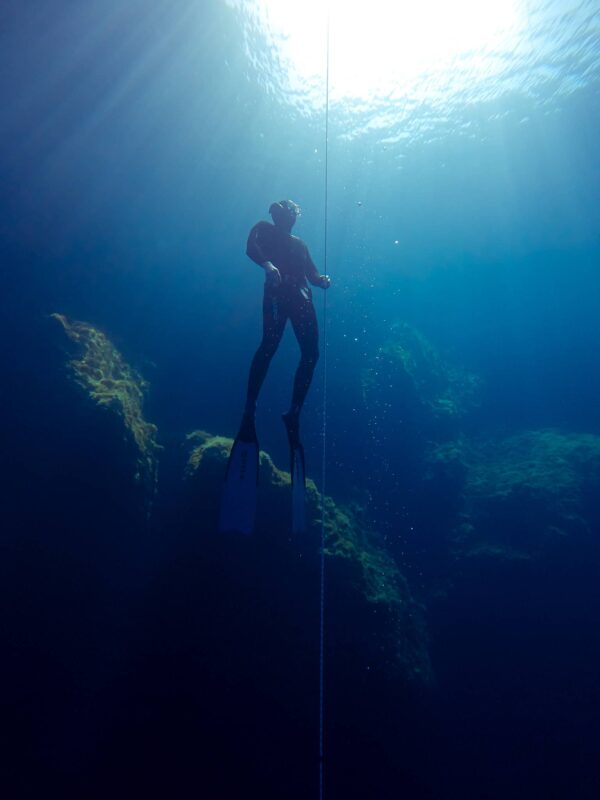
[319,12,330,800]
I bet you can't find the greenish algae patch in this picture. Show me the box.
[52,313,161,498]
[364,322,481,423]
[186,431,401,605]
[430,430,600,561]
[317,493,404,606]
[185,431,234,476]
[186,430,431,682]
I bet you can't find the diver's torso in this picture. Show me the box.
[249,221,309,288]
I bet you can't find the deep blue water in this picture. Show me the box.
[1,1,600,798]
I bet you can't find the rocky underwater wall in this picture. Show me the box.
[1,313,437,797]
[4,311,600,798]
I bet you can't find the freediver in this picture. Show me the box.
[240,199,331,445]
[219,199,330,534]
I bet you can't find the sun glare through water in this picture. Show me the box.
[243,0,523,105]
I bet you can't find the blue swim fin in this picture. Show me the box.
[219,415,259,535]
[283,413,306,534]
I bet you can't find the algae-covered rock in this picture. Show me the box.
[363,322,481,435]
[52,313,161,509]
[184,430,432,683]
[360,322,482,537]
[429,430,600,561]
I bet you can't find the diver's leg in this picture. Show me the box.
[287,289,319,426]
[244,288,287,417]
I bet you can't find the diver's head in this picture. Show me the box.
[269,199,301,232]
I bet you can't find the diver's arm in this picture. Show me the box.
[246,223,282,285]
[305,246,331,289]
[246,223,268,265]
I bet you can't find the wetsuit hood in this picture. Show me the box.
[269,199,301,232]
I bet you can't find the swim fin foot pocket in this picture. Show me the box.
[282,412,300,449]
[219,413,306,535]
[237,412,258,443]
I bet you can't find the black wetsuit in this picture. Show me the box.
[245,220,322,416]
